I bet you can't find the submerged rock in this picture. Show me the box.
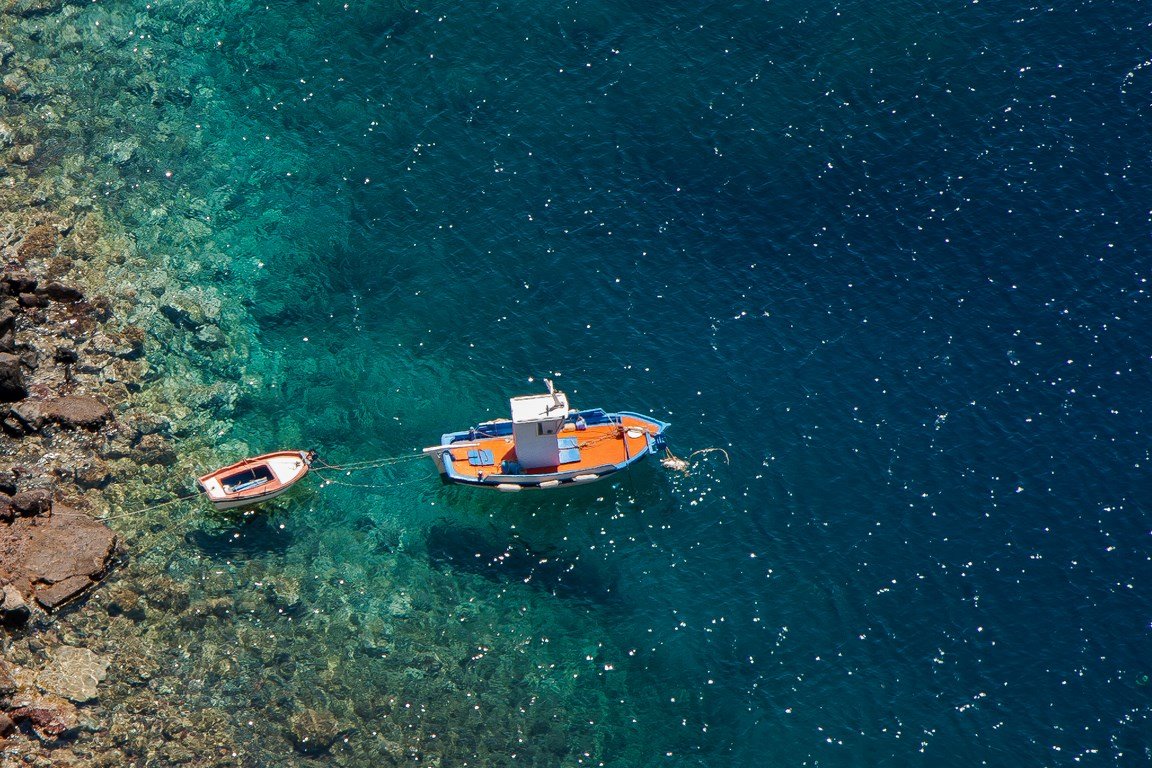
[133,433,176,466]
[159,299,206,330]
[7,695,79,739]
[70,459,113,490]
[17,224,57,263]
[36,645,110,703]
[89,329,144,360]
[0,658,16,696]
[6,0,65,18]
[288,708,342,755]
[142,577,190,614]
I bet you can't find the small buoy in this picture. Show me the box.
[496,483,523,492]
[538,479,561,488]
[573,474,599,483]
[626,428,644,439]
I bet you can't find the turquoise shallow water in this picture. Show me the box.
[20,0,1152,764]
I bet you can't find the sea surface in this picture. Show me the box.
[18,0,1152,765]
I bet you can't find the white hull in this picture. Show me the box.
[198,451,312,510]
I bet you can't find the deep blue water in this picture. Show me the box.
[24,0,1152,764]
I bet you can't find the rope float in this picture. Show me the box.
[661,447,730,475]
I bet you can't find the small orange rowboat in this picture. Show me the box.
[196,450,315,511]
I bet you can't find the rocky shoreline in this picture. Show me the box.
[0,3,188,760]
[0,90,131,765]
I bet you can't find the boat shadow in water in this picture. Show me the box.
[184,511,296,556]
[425,522,616,604]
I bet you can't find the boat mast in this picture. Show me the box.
[543,378,564,414]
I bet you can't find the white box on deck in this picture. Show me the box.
[510,391,569,423]
[510,391,569,469]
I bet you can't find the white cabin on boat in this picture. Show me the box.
[509,389,569,470]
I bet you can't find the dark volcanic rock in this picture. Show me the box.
[17,291,47,308]
[17,347,37,370]
[0,494,12,522]
[0,303,14,353]
[41,281,83,303]
[11,488,49,516]
[42,395,112,430]
[1,273,36,295]
[5,400,44,435]
[0,353,26,402]
[53,346,77,365]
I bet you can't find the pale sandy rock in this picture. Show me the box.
[36,645,110,703]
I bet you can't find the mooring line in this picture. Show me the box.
[97,492,203,520]
[312,453,425,472]
[312,469,432,491]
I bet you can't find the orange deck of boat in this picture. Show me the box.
[446,415,657,479]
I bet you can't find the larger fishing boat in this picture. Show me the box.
[423,381,669,491]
